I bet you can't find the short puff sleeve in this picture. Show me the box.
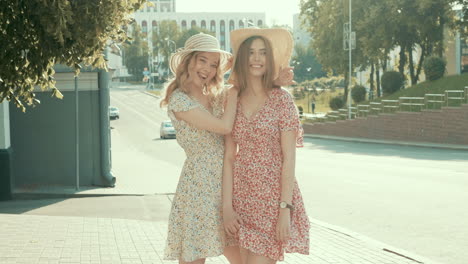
[278,89,304,148]
[167,89,199,118]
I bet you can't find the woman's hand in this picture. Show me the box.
[276,209,291,242]
[223,207,243,237]
[273,66,296,87]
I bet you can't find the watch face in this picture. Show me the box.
[280,202,287,208]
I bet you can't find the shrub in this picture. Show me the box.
[329,96,345,110]
[381,71,404,96]
[351,85,367,103]
[423,56,446,81]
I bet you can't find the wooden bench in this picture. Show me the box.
[399,97,425,112]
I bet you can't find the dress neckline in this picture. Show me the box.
[239,89,275,122]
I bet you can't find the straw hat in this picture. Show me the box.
[228,27,294,84]
[169,33,232,75]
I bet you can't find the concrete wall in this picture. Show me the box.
[9,72,103,188]
[0,101,12,200]
[304,104,468,145]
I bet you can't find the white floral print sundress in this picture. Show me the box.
[164,88,235,262]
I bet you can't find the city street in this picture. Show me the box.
[109,85,468,264]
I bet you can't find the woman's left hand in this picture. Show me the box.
[276,209,291,242]
[273,66,296,87]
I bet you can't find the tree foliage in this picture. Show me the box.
[0,0,145,111]
[381,71,404,96]
[152,20,180,73]
[351,85,367,103]
[300,0,466,96]
[291,44,326,83]
[423,56,447,81]
[122,24,148,81]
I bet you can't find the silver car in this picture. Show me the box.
[109,106,119,120]
[160,120,176,139]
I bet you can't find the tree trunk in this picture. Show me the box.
[369,62,375,99]
[376,61,381,98]
[437,16,445,57]
[415,45,426,83]
[408,45,416,85]
[398,43,406,76]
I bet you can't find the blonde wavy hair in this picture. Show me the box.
[160,51,226,108]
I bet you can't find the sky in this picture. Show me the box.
[176,0,302,27]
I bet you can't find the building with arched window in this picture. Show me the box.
[132,0,265,53]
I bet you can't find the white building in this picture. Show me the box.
[292,13,312,48]
[132,0,265,53]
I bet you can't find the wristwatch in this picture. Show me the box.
[279,201,294,211]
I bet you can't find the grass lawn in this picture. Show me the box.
[370,73,468,103]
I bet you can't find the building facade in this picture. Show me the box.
[132,0,265,53]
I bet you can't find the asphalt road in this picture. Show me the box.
[109,85,468,264]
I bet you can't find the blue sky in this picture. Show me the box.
[176,0,301,27]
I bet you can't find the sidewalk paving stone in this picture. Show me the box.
[0,213,439,264]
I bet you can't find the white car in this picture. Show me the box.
[109,106,120,120]
[160,120,176,139]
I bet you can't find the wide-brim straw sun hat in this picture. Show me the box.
[228,27,294,85]
[169,33,232,75]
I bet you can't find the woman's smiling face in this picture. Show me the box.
[188,52,220,88]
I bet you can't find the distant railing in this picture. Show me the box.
[311,87,467,123]
[425,94,445,109]
[399,97,425,112]
[445,90,465,106]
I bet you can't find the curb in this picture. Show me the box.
[304,134,468,151]
[311,218,444,264]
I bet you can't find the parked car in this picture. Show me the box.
[160,120,176,139]
[109,106,120,120]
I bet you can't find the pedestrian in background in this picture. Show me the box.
[222,28,310,264]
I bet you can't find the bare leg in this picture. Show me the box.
[240,247,276,264]
[224,246,242,264]
[179,258,206,264]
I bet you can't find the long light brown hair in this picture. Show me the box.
[160,51,225,108]
[232,36,277,94]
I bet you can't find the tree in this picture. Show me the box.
[291,44,326,83]
[0,0,145,111]
[176,27,213,49]
[300,0,366,102]
[151,20,180,75]
[122,24,149,82]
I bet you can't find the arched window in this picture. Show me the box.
[239,20,244,29]
[181,20,187,31]
[220,20,226,49]
[152,21,157,31]
[210,20,216,32]
[191,20,197,28]
[201,20,206,29]
[229,20,235,31]
[257,20,263,27]
[142,20,148,33]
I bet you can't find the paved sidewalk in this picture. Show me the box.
[0,211,438,264]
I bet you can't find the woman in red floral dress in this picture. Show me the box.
[222,28,310,264]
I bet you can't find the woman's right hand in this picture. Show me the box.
[223,207,243,236]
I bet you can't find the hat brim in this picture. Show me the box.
[228,28,293,85]
[169,48,232,75]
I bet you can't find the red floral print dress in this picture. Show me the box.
[231,88,310,261]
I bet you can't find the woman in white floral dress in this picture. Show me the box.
[159,33,240,264]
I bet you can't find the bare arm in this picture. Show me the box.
[279,130,297,205]
[222,133,243,235]
[174,88,238,135]
[276,129,297,242]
